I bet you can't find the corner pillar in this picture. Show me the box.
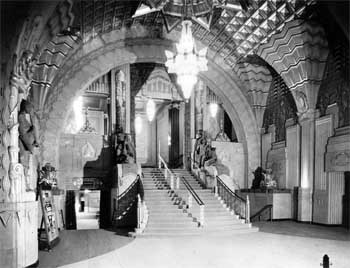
[298,110,319,221]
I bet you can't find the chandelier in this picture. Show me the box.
[165,20,208,101]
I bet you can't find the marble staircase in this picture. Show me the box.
[139,168,258,237]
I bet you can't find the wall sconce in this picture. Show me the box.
[209,102,218,118]
[135,115,142,134]
[207,88,219,118]
[146,99,156,122]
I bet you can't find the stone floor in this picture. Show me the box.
[38,221,350,268]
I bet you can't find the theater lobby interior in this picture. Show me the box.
[0,0,349,267]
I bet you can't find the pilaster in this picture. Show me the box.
[298,110,319,221]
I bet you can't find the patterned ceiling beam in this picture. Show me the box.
[31,34,78,116]
[257,19,328,119]
[234,62,272,128]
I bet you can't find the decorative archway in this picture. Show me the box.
[42,35,259,186]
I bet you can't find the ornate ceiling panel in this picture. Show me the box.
[79,0,315,68]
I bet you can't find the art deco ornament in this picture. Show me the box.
[165,20,208,101]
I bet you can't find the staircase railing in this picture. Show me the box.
[215,176,250,223]
[136,174,148,233]
[180,176,205,227]
[250,204,273,222]
[158,155,205,227]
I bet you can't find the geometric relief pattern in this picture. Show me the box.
[263,70,298,142]
[258,19,329,115]
[79,0,314,65]
[234,61,272,128]
[316,33,350,127]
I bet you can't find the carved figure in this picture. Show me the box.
[215,119,230,142]
[264,168,277,188]
[295,90,308,114]
[251,166,265,189]
[198,137,208,168]
[204,146,217,167]
[115,133,135,164]
[18,99,39,155]
[193,130,204,167]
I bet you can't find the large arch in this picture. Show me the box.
[42,32,259,186]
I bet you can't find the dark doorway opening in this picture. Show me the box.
[169,106,181,168]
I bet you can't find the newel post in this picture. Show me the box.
[199,205,205,227]
[176,176,180,189]
[170,173,174,190]
[246,195,250,224]
[137,194,141,228]
[188,194,193,208]
[214,176,218,196]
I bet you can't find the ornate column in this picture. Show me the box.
[258,19,329,222]
[194,79,205,133]
[298,110,319,221]
[124,64,131,134]
[1,51,38,267]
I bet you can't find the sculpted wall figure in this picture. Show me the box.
[18,99,40,155]
[215,119,230,142]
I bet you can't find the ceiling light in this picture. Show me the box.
[165,20,208,101]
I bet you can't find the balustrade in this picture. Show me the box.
[158,155,205,227]
[216,176,250,223]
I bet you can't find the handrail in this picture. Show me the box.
[250,204,273,222]
[216,176,250,223]
[158,154,205,226]
[118,175,140,200]
[136,174,148,233]
[181,176,204,206]
[216,176,246,203]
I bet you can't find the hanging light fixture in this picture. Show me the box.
[208,88,219,117]
[165,20,208,101]
[209,103,218,118]
[135,115,143,134]
[146,99,156,122]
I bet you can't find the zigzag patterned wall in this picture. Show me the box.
[257,19,328,117]
[234,62,272,128]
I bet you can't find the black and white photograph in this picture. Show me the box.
[0,0,349,267]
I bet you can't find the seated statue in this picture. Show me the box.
[215,119,230,142]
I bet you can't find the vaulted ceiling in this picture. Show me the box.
[78,0,315,65]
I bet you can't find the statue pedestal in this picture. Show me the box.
[0,201,38,267]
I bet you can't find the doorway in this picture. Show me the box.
[75,189,101,230]
[169,106,180,168]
